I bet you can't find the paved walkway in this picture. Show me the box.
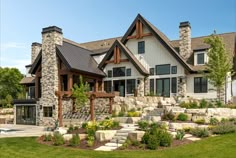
[0,124,50,138]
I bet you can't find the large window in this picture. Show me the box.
[138,41,145,54]
[113,67,125,77]
[194,77,208,93]
[149,79,154,94]
[171,78,177,93]
[43,107,53,117]
[171,66,177,74]
[104,81,112,93]
[127,79,136,94]
[156,64,170,75]
[197,53,205,64]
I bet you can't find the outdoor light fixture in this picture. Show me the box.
[40,105,42,110]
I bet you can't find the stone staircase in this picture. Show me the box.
[95,123,138,151]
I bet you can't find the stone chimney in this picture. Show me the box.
[40,26,63,125]
[179,21,191,60]
[31,42,41,64]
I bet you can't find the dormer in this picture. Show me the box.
[194,50,208,65]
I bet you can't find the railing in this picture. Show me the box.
[134,54,150,71]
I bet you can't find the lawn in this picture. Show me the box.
[0,133,236,158]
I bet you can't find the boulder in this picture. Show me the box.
[185,109,207,115]
[63,134,72,141]
[95,130,117,142]
[170,107,186,114]
[128,131,145,141]
[79,134,87,140]
[112,104,121,114]
[54,127,67,135]
[169,122,198,130]
[113,117,129,123]
[126,117,141,124]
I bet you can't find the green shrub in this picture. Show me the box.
[82,122,87,129]
[118,111,125,117]
[199,99,208,108]
[159,131,172,147]
[43,133,52,141]
[177,113,188,121]
[175,130,185,140]
[162,112,175,121]
[208,102,214,108]
[210,117,219,125]
[189,101,198,108]
[147,134,159,150]
[69,134,80,147]
[74,126,79,130]
[190,127,209,138]
[67,124,74,133]
[112,120,120,128]
[87,135,95,147]
[179,102,190,108]
[127,111,140,117]
[99,119,113,130]
[53,132,65,146]
[212,122,236,134]
[141,131,150,144]
[138,120,149,131]
[194,119,205,124]
[86,121,98,137]
[216,101,223,107]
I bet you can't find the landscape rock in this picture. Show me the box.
[54,127,67,135]
[95,130,117,142]
[128,131,145,141]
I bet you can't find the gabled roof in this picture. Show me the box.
[56,41,105,77]
[99,40,149,76]
[121,14,193,72]
[20,77,35,85]
[29,40,105,77]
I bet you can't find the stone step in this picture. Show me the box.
[120,123,138,128]
[110,139,126,144]
[115,132,129,136]
[116,130,133,133]
[105,143,122,147]
[113,136,127,140]
[95,146,117,151]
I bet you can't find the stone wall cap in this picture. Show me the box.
[179,21,191,28]
[31,42,42,46]
[42,26,62,34]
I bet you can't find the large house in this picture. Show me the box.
[15,14,236,126]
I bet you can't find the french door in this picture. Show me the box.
[156,78,170,97]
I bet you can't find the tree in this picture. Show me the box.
[0,67,24,107]
[72,76,90,108]
[204,33,234,102]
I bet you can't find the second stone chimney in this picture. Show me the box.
[179,21,191,60]
[31,42,41,64]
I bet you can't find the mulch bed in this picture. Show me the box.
[38,135,109,150]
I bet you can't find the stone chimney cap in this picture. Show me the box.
[179,21,191,28]
[42,26,62,34]
[31,42,42,46]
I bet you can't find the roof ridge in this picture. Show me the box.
[63,38,95,53]
[171,32,236,42]
[79,36,122,45]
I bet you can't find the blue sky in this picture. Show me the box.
[0,0,236,74]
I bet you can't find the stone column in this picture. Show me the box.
[137,78,145,97]
[31,42,41,64]
[39,26,63,126]
[177,76,187,97]
[179,21,191,60]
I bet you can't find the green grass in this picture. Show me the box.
[0,134,236,158]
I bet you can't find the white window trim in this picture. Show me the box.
[194,51,208,66]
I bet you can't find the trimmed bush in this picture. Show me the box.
[87,136,95,147]
[141,131,150,144]
[190,127,209,138]
[86,121,98,137]
[82,122,87,129]
[159,131,172,147]
[53,132,65,146]
[199,99,208,108]
[212,122,236,134]
[176,130,185,140]
[147,134,159,150]
[162,112,175,121]
[69,134,80,147]
[138,120,149,131]
[177,113,188,121]
[127,111,140,117]
[194,119,205,124]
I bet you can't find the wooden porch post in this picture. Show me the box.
[90,94,95,121]
[95,79,98,92]
[57,92,63,127]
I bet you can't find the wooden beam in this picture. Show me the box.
[139,20,143,38]
[114,46,117,64]
[120,59,129,62]
[68,73,73,91]
[116,47,120,64]
[90,94,95,121]
[105,60,114,64]
[95,79,98,92]
[58,94,63,127]
[127,35,136,39]
[142,32,152,37]
[136,20,140,39]
[59,70,69,75]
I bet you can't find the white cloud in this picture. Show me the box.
[1,57,30,74]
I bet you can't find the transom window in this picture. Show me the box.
[194,77,208,93]
[113,67,125,77]
[138,41,145,54]
[43,107,53,117]
[126,68,131,76]
[171,66,177,74]
[156,64,170,75]
[197,53,205,64]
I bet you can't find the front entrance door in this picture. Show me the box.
[113,80,125,97]
[156,78,170,97]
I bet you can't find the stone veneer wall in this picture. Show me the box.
[137,79,145,96]
[177,76,187,97]
[179,22,191,61]
[37,27,63,126]
[31,42,41,63]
